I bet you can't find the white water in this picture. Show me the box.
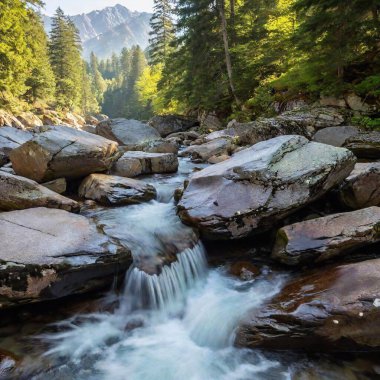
[33,158,289,380]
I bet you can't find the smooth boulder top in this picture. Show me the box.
[96,118,161,146]
[0,127,33,155]
[10,125,119,182]
[79,173,157,206]
[272,207,380,266]
[0,171,79,212]
[0,208,126,265]
[313,126,360,147]
[178,135,356,240]
[236,257,380,351]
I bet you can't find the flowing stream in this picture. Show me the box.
[4,157,379,379]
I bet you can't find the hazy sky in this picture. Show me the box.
[43,1,154,16]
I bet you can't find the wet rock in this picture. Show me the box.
[229,261,260,281]
[0,207,132,309]
[0,349,17,378]
[10,126,119,182]
[272,207,380,266]
[236,257,380,351]
[148,115,199,137]
[166,131,200,143]
[343,132,380,159]
[339,163,380,209]
[96,118,160,146]
[178,135,356,240]
[112,151,178,178]
[0,127,33,163]
[313,126,360,147]
[79,174,157,206]
[41,178,67,194]
[0,171,79,212]
[179,138,233,162]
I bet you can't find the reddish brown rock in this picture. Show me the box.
[272,207,380,266]
[236,258,380,351]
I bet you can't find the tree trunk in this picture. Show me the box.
[218,0,241,107]
[230,0,236,46]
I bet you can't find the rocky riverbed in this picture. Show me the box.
[1,107,380,379]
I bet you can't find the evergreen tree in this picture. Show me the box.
[49,8,83,109]
[90,52,106,103]
[149,0,175,65]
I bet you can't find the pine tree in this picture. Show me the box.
[49,8,83,109]
[149,0,175,65]
[90,52,106,103]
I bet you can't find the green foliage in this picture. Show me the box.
[355,76,380,98]
[352,116,380,131]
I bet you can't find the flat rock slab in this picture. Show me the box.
[178,135,356,240]
[112,151,179,178]
[236,258,380,351]
[272,207,380,266]
[339,162,380,209]
[0,208,131,308]
[179,138,233,162]
[0,171,79,212]
[10,126,119,182]
[97,118,161,146]
[79,174,157,206]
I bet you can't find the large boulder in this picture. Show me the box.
[79,174,157,206]
[0,171,79,212]
[148,115,199,137]
[313,126,360,147]
[236,258,380,351]
[343,132,380,159]
[10,126,119,182]
[0,208,131,309]
[338,162,380,209]
[179,138,234,163]
[112,151,179,178]
[272,207,380,266]
[0,127,33,163]
[0,110,24,129]
[16,112,43,129]
[178,135,356,240]
[120,139,179,155]
[96,118,160,146]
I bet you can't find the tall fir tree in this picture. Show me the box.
[90,52,106,103]
[149,0,175,65]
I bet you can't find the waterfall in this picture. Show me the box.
[123,243,208,314]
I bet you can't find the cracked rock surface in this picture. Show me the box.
[0,207,131,308]
[178,135,356,240]
[272,207,380,266]
[9,126,119,182]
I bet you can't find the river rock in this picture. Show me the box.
[236,257,380,351]
[17,112,43,129]
[120,139,179,155]
[0,208,132,308]
[41,178,67,194]
[272,207,380,266]
[97,118,160,146]
[0,110,25,129]
[0,127,33,163]
[179,138,233,162]
[112,151,179,178]
[178,135,356,240]
[338,163,380,209]
[79,174,157,206]
[313,126,360,147]
[10,126,119,182]
[0,171,79,212]
[343,132,380,159]
[148,115,199,137]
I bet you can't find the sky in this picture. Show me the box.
[43,0,154,16]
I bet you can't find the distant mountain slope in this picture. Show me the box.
[43,4,151,59]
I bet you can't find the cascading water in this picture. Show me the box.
[16,158,290,380]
